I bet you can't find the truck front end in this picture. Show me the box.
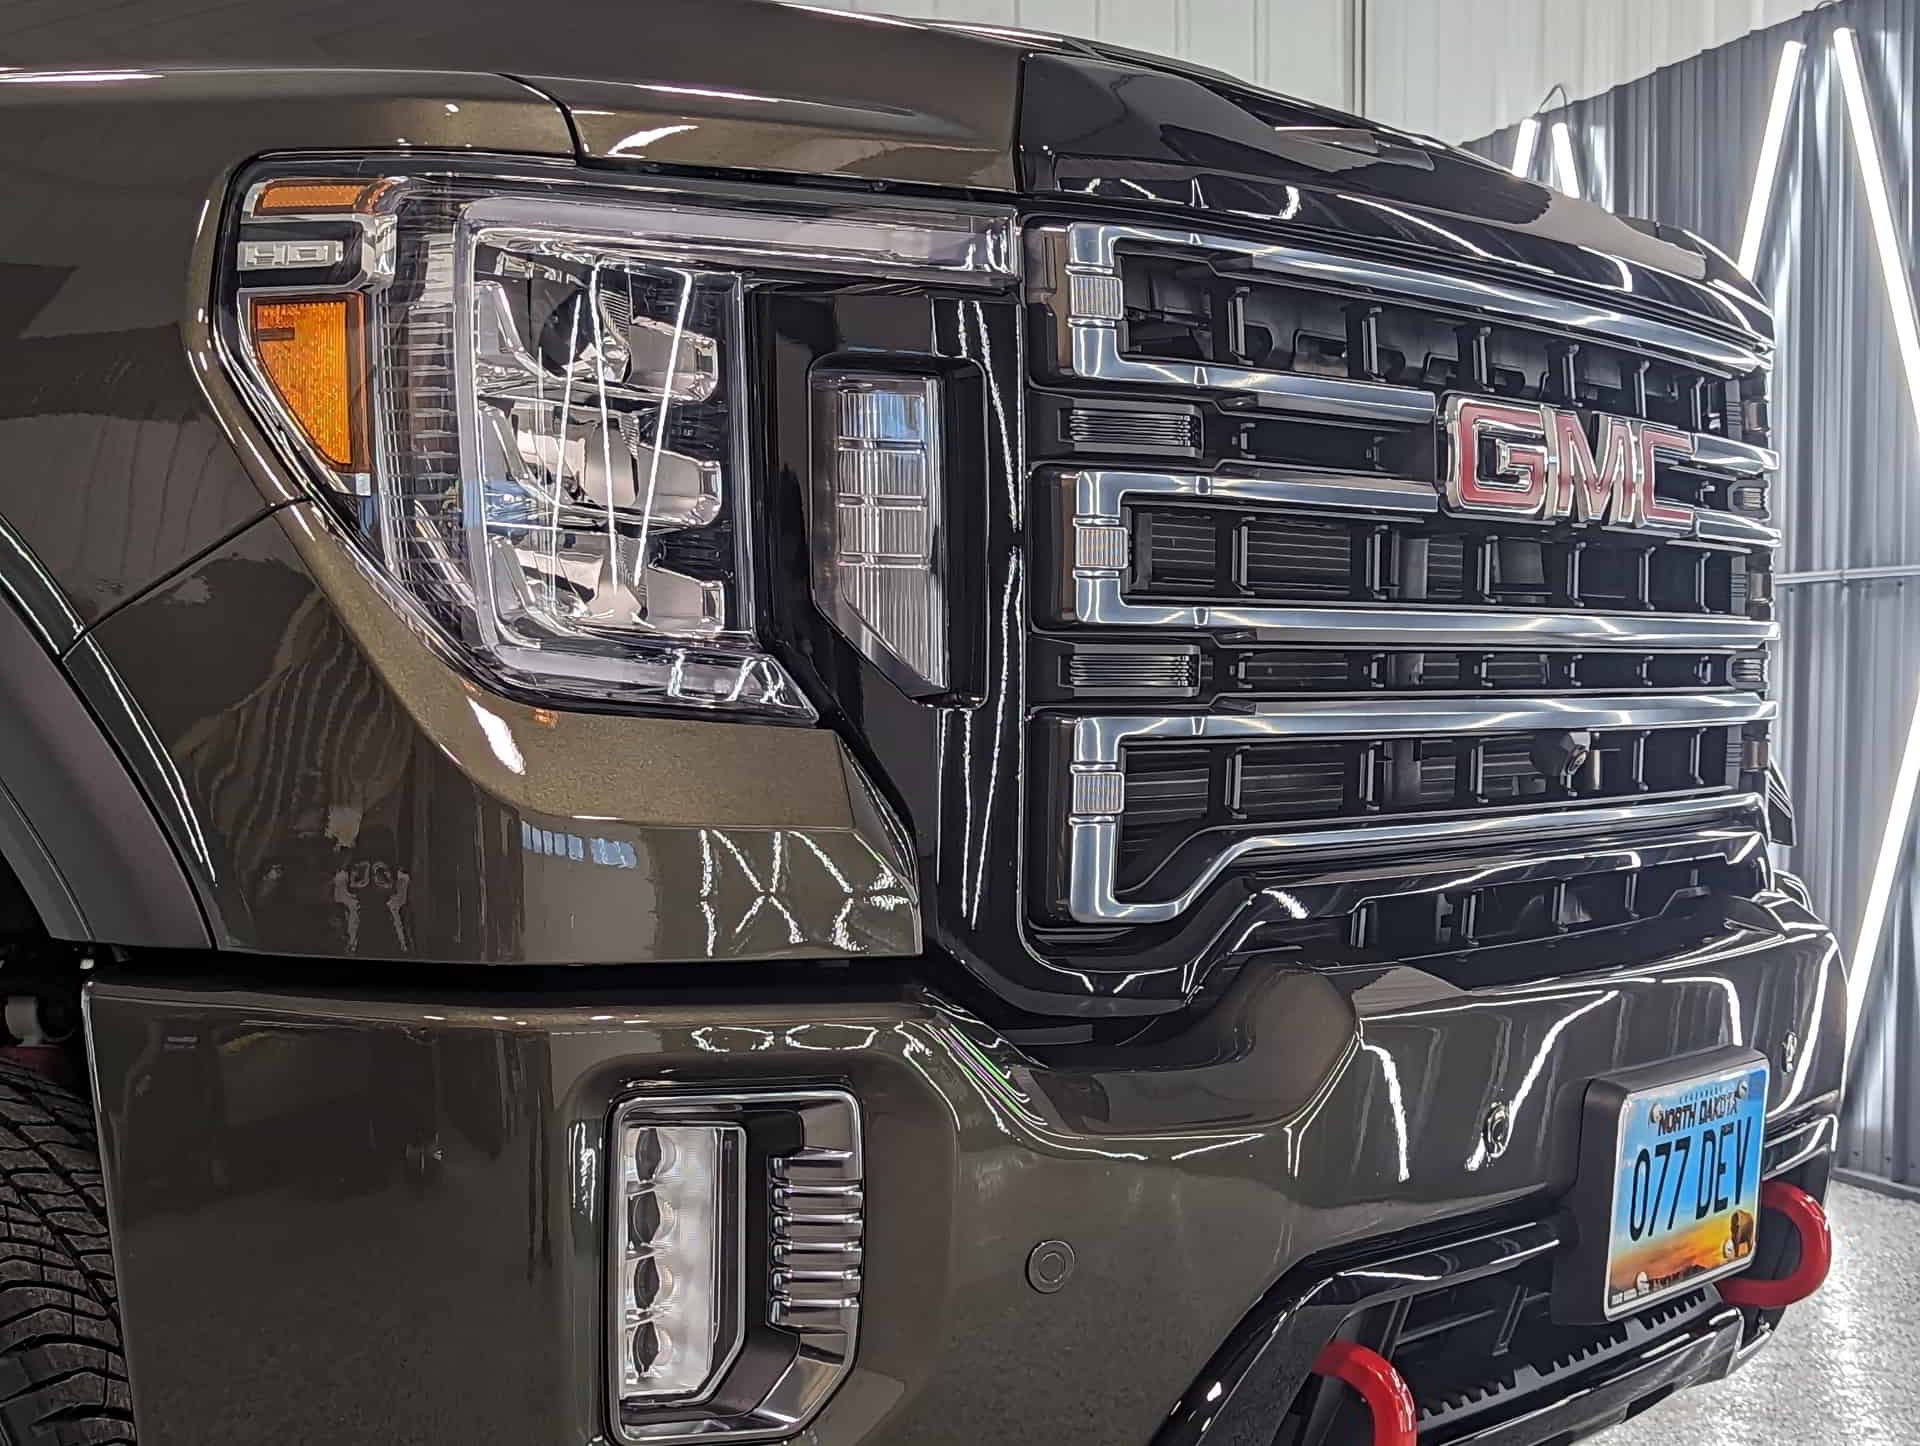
[0,8,1844,1445]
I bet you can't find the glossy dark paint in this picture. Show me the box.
[83,501,919,964]
[0,0,1024,191]
[88,884,1843,1446]
[0,590,205,946]
[0,68,583,949]
[1019,53,1772,351]
[757,285,1061,1012]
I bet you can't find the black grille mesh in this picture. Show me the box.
[1131,504,1754,617]
[1117,725,1746,884]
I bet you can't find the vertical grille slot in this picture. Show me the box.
[1240,516,1357,598]
[1238,650,1360,691]
[1573,541,1648,607]
[1481,655,1551,688]
[1421,534,1468,601]
[1117,747,1213,874]
[1475,737,1546,802]
[1378,739,1459,809]
[1235,742,1355,820]
[1135,510,1219,591]
[1643,730,1705,791]
[1649,548,1706,612]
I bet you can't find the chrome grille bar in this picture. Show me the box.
[1067,584,1778,651]
[1064,467,1781,551]
[1069,695,1777,763]
[1064,794,1767,925]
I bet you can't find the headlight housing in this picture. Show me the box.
[218,164,1014,718]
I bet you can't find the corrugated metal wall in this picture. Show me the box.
[804,0,1822,140]
[1473,0,1920,1189]
[1365,0,1826,141]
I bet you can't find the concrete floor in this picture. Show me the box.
[1602,1182,1920,1446]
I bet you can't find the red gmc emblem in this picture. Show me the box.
[1442,396,1697,534]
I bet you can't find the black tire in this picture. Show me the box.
[0,1063,134,1444]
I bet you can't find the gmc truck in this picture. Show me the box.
[0,3,1847,1444]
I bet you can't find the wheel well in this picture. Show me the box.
[0,853,94,1095]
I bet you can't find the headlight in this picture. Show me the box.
[218,165,1014,717]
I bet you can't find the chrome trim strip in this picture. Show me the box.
[1042,220,1769,374]
[1069,694,1778,763]
[1068,578,1781,651]
[1065,467,1777,547]
[1064,793,1766,924]
[1264,827,1766,924]
[1693,510,1781,547]
[1070,466,1438,522]
[1069,322,1438,423]
[1690,433,1780,476]
[1762,1112,1839,1179]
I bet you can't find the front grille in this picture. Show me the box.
[1115,242,1741,436]
[1223,849,1763,990]
[1029,636,1762,704]
[1130,503,1752,614]
[1027,218,1779,938]
[1116,721,1749,887]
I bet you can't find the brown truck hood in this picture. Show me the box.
[0,0,1766,341]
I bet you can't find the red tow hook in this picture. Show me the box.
[1311,1340,1417,1446]
[1718,1180,1833,1310]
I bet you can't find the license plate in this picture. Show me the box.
[1553,1049,1771,1323]
[1599,1059,1768,1316]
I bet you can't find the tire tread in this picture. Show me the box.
[0,1065,133,1445]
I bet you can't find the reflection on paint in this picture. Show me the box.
[520,821,639,869]
[695,826,913,958]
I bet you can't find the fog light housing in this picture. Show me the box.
[608,1090,862,1444]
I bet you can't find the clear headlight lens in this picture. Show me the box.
[461,205,760,707]
[218,168,1014,718]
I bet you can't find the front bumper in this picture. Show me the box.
[86,893,1844,1446]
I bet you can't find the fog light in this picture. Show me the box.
[606,1090,860,1444]
[810,371,948,694]
[615,1121,742,1403]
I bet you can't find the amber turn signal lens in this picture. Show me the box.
[251,178,391,214]
[247,295,368,472]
